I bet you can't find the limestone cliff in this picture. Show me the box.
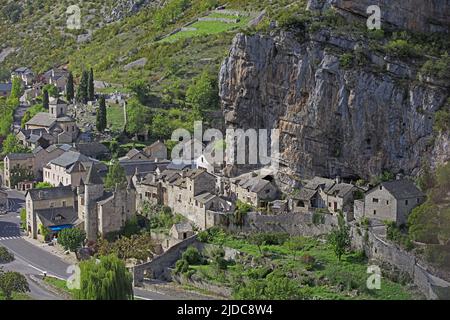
[219,30,449,187]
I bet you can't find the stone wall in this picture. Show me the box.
[351,224,450,300]
[133,235,201,285]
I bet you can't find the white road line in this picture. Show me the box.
[134,295,152,300]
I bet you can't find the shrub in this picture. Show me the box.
[339,53,354,69]
[385,39,418,58]
[421,53,450,80]
[174,259,189,274]
[182,246,203,265]
[0,246,14,264]
[434,108,450,133]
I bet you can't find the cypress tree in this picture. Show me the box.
[66,72,74,102]
[96,96,107,132]
[88,67,95,102]
[42,89,49,109]
[76,70,89,104]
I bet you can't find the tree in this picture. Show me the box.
[21,104,45,128]
[328,212,351,261]
[34,182,53,189]
[75,255,133,300]
[43,84,58,98]
[9,166,34,188]
[104,160,127,190]
[285,236,308,261]
[2,134,29,155]
[249,233,267,255]
[58,228,86,258]
[88,68,95,102]
[0,246,14,264]
[96,96,107,132]
[42,89,49,109]
[0,268,29,300]
[77,70,89,104]
[125,98,151,136]
[186,70,219,112]
[66,72,75,102]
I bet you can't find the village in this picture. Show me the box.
[0,64,429,258]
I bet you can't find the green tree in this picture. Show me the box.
[43,84,58,98]
[125,98,151,136]
[9,166,34,188]
[88,68,95,102]
[75,255,133,300]
[104,160,127,190]
[0,246,14,264]
[0,269,29,300]
[58,228,86,258]
[77,70,89,104]
[2,134,29,155]
[21,104,45,128]
[96,96,107,132]
[186,70,219,112]
[328,212,351,261]
[19,209,26,230]
[42,89,49,109]
[66,72,75,102]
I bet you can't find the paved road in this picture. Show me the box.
[0,190,174,300]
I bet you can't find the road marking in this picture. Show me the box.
[134,295,152,301]
[0,236,21,241]
[27,264,67,281]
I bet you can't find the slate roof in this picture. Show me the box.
[294,188,318,201]
[74,143,110,158]
[194,192,217,204]
[166,162,192,170]
[49,151,91,168]
[26,112,56,127]
[85,165,104,185]
[326,183,356,198]
[36,207,78,228]
[380,180,425,200]
[6,153,34,160]
[172,222,193,234]
[27,186,74,201]
[304,177,336,191]
[120,160,170,177]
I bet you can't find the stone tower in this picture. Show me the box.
[49,97,68,118]
[84,165,104,242]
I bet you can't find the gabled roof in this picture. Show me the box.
[379,180,425,200]
[304,177,336,191]
[172,222,193,234]
[36,207,77,228]
[27,186,74,201]
[119,160,170,177]
[74,143,110,158]
[6,153,34,160]
[26,112,56,128]
[85,165,103,185]
[326,183,356,198]
[49,151,91,168]
[294,188,318,201]
[194,192,217,204]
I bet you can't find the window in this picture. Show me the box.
[379,186,382,190]
[62,201,66,207]
[405,200,408,205]
[328,202,331,207]
[417,198,420,203]
[386,200,389,205]
[373,210,377,215]
[373,198,379,203]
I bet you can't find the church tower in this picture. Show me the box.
[84,165,104,242]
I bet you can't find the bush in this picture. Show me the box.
[0,246,14,264]
[434,108,450,133]
[385,39,418,58]
[339,53,354,69]
[421,53,450,80]
[312,211,326,225]
[174,259,189,274]
[182,246,203,265]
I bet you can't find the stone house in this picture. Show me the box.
[291,188,320,213]
[302,177,336,209]
[43,150,106,187]
[25,186,78,240]
[16,129,54,150]
[360,179,426,226]
[0,83,12,97]
[325,182,363,215]
[134,172,162,212]
[170,222,194,240]
[72,142,111,160]
[42,68,69,93]
[25,98,79,144]
[230,172,279,208]
[3,153,35,189]
[77,166,136,241]
[12,67,34,86]
[119,148,149,161]
[143,140,168,161]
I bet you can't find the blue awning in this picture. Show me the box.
[48,224,73,232]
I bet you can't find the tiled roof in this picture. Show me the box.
[36,207,77,228]
[26,112,56,127]
[326,183,356,198]
[6,153,34,160]
[380,180,425,200]
[27,186,74,201]
[49,151,91,168]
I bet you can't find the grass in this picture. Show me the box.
[188,233,419,300]
[44,276,74,298]
[0,292,33,300]
[106,103,125,132]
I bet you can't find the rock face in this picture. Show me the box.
[106,0,160,22]
[219,31,449,186]
[308,0,450,34]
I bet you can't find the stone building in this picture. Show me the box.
[43,150,106,187]
[3,153,35,189]
[78,166,136,241]
[119,148,150,161]
[229,171,279,208]
[360,179,426,226]
[143,140,168,161]
[325,182,362,215]
[25,185,78,240]
[25,98,79,144]
[170,222,194,241]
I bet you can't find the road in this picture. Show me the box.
[0,189,173,300]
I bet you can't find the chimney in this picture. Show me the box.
[335,176,341,184]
